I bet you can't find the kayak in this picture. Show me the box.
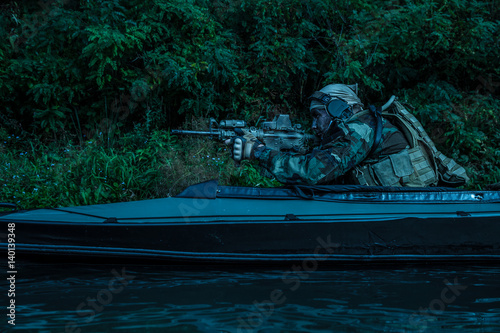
[2,180,500,265]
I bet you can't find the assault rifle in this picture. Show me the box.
[171,114,318,153]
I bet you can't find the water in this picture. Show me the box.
[8,262,500,332]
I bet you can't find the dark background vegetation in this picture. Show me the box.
[1,0,499,208]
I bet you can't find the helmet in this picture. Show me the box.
[309,84,364,120]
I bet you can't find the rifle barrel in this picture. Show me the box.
[171,130,216,136]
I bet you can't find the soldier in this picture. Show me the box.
[227,83,441,186]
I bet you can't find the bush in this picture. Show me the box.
[0,129,163,208]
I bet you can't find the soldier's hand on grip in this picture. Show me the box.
[225,129,265,162]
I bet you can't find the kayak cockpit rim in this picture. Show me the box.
[175,180,500,203]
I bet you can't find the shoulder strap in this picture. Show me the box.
[345,106,383,156]
[368,105,383,156]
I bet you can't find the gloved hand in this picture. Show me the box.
[226,129,265,162]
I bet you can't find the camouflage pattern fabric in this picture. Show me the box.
[257,113,408,185]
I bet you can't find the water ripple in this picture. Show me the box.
[10,263,500,332]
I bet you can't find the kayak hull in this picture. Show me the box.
[2,182,500,264]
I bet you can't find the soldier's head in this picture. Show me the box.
[309,84,364,136]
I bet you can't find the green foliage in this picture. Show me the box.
[345,0,500,95]
[0,129,166,208]
[3,0,498,128]
[230,162,283,188]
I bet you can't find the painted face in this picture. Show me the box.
[310,106,332,137]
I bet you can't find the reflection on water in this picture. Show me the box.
[12,262,500,332]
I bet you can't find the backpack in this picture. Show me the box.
[350,96,469,187]
[382,97,469,187]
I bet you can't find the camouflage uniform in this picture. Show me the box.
[257,112,409,185]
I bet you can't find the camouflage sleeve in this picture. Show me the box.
[257,120,375,185]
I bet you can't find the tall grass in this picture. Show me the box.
[0,125,279,209]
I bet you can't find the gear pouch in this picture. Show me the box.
[372,149,413,186]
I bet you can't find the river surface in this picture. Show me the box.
[8,262,500,332]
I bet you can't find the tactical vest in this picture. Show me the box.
[350,98,469,187]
